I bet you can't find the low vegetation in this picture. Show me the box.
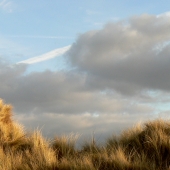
[0,99,170,169]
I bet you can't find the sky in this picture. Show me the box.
[1,0,170,144]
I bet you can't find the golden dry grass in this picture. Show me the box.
[0,99,170,169]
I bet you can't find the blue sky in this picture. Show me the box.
[1,0,170,141]
[1,0,170,65]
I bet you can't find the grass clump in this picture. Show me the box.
[1,99,170,169]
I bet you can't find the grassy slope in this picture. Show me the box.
[0,99,170,170]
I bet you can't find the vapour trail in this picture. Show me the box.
[17,45,71,64]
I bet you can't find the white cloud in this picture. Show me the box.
[17,45,71,64]
[86,9,100,15]
[0,0,14,13]
[5,35,74,39]
[157,11,170,18]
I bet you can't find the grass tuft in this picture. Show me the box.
[0,99,170,169]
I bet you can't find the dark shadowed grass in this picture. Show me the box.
[1,99,170,169]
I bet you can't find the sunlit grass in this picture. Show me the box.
[0,99,170,169]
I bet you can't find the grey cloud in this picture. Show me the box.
[67,14,170,94]
[0,58,159,142]
[1,13,169,140]
[14,111,157,144]
[0,62,27,95]
[0,61,154,117]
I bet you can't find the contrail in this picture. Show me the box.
[17,45,71,64]
[6,35,74,39]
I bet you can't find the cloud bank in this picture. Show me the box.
[1,13,170,141]
[68,14,170,95]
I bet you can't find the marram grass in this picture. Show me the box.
[0,99,170,169]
